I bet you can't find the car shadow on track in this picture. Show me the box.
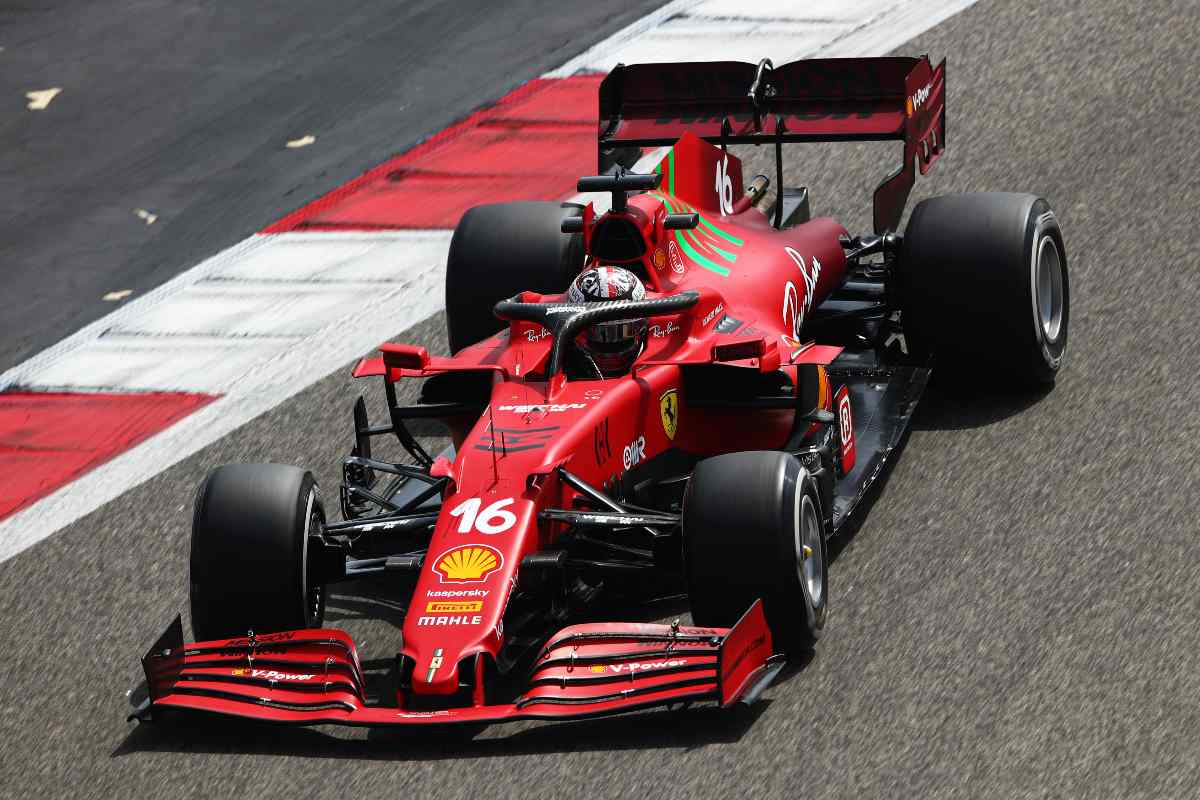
[826,378,1053,567]
[323,593,407,627]
[912,382,1053,431]
[110,698,778,761]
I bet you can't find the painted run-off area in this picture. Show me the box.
[0,391,215,520]
[0,75,603,526]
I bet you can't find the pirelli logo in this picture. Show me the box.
[426,601,484,614]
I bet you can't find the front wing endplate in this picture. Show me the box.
[135,601,779,728]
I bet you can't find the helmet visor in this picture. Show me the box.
[587,319,643,346]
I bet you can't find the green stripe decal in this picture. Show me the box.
[674,231,730,276]
[695,234,737,263]
[684,228,713,256]
[653,191,742,251]
[652,190,735,275]
[667,150,675,195]
[696,213,743,246]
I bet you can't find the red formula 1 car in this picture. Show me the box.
[132,55,1069,728]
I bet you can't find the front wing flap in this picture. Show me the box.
[134,601,781,728]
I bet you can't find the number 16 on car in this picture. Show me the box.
[448,497,518,534]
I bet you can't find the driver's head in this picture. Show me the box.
[567,266,648,376]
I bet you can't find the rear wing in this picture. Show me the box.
[598,56,946,233]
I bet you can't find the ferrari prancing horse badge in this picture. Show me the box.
[659,389,678,440]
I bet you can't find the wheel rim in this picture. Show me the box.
[794,492,823,607]
[301,491,324,627]
[1035,235,1064,343]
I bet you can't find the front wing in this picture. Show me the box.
[133,601,781,728]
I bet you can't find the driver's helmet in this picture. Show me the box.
[567,266,648,376]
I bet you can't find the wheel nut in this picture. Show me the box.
[801,545,813,560]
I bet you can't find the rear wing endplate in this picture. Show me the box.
[598,56,946,232]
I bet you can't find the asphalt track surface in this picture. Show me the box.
[0,0,664,373]
[3,0,1200,797]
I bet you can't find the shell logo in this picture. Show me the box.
[433,544,503,583]
[652,248,666,270]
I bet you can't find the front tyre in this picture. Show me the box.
[190,463,327,641]
[898,192,1069,387]
[683,451,828,654]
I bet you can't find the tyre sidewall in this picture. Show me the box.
[1025,200,1069,380]
[190,464,324,641]
[766,465,827,647]
[786,471,828,638]
[900,192,1069,387]
[683,451,828,653]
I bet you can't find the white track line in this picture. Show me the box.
[0,231,452,562]
[546,0,980,76]
[0,0,978,563]
[6,231,452,394]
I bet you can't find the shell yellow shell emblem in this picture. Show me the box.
[433,544,502,583]
[659,388,679,440]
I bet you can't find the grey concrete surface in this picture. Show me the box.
[2,0,1200,798]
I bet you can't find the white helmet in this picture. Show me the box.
[567,267,648,375]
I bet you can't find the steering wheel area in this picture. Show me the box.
[493,291,700,378]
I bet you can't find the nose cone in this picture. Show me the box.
[405,545,503,695]
[402,492,533,697]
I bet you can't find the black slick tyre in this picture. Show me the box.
[445,201,584,353]
[190,463,326,641]
[683,450,828,654]
[898,192,1069,387]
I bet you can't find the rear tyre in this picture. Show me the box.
[898,192,1069,387]
[190,463,327,641]
[683,451,828,654]
[445,201,584,353]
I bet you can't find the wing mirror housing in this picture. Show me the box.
[663,213,699,230]
[380,343,430,371]
[711,337,781,372]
